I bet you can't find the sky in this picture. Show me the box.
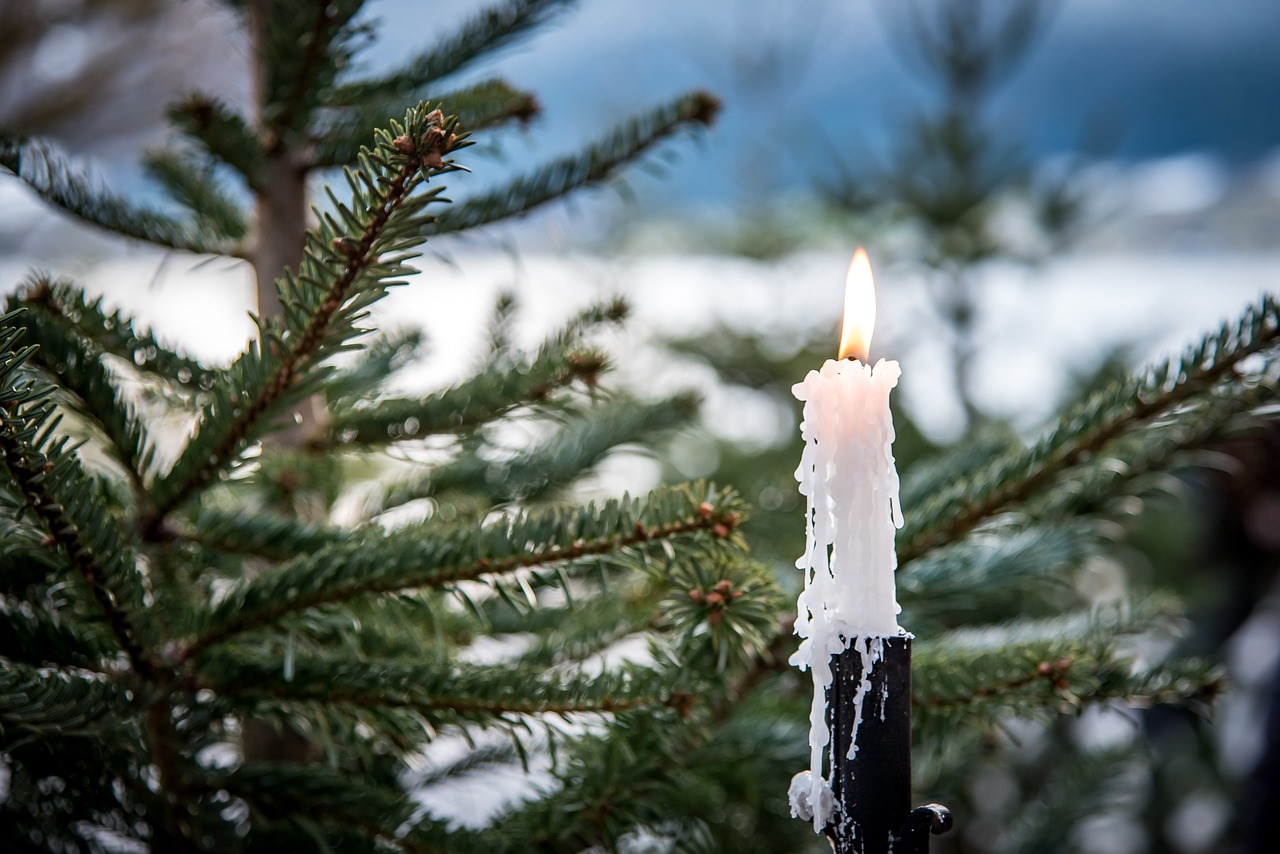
[359,0,1280,212]
[7,0,1278,219]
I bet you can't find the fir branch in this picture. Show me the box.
[206,654,675,721]
[999,748,1137,854]
[208,762,418,850]
[899,521,1092,630]
[327,296,624,448]
[326,345,608,448]
[168,94,265,189]
[508,591,661,669]
[19,279,215,393]
[0,526,65,594]
[185,506,341,560]
[412,741,521,788]
[900,425,1021,511]
[142,149,248,241]
[0,600,115,672]
[380,392,699,509]
[0,316,152,672]
[324,327,425,403]
[0,134,228,255]
[660,557,783,672]
[10,278,157,490]
[440,77,542,130]
[900,295,1280,563]
[0,662,124,736]
[912,600,1218,725]
[333,0,576,103]
[1029,382,1267,520]
[263,1,366,142]
[314,78,540,169]
[143,106,465,528]
[465,710,706,854]
[272,1,348,138]
[427,91,721,235]
[180,483,745,658]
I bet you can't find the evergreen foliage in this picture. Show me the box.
[0,2,762,850]
[0,1,1269,852]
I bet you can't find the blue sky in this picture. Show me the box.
[364,0,1280,210]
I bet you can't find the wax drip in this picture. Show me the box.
[788,358,904,832]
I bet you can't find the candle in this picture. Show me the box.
[788,249,905,832]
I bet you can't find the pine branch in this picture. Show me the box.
[465,711,705,854]
[899,521,1092,630]
[205,654,677,723]
[1028,382,1268,520]
[0,134,229,255]
[325,297,623,448]
[0,315,153,673]
[142,149,248,242]
[314,78,540,169]
[262,1,367,142]
[0,662,126,736]
[180,483,744,658]
[183,506,341,560]
[328,347,613,450]
[900,295,1280,563]
[333,0,576,103]
[439,77,542,130]
[143,106,465,529]
[0,599,116,672]
[427,91,721,235]
[999,747,1137,854]
[208,763,421,851]
[324,327,425,403]
[168,94,266,189]
[19,279,216,393]
[10,278,157,491]
[379,392,699,510]
[912,599,1221,728]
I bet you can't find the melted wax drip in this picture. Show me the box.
[787,358,904,833]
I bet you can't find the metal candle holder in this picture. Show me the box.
[823,636,952,853]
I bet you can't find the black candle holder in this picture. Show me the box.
[823,635,952,853]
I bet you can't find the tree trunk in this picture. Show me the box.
[239,0,324,764]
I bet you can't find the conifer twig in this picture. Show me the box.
[918,657,1073,709]
[273,0,343,140]
[12,278,156,494]
[143,110,462,530]
[0,339,151,674]
[332,0,575,103]
[179,489,743,660]
[19,280,215,392]
[0,135,228,255]
[168,95,265,189]
[901,297,1280,562]
[427,91,720,235]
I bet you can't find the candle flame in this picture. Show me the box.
[838,248,876,361]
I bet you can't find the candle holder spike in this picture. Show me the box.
[822,636,952,853]
[895,804,954,852]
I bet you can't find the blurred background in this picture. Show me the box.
[3,1,1280,851]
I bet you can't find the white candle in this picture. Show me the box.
[788,249,905,832]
